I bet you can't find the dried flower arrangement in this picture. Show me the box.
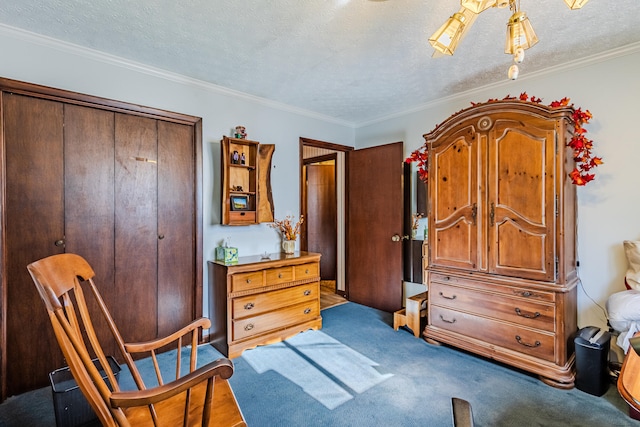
[271,215,304,241]
[411,213,424,232]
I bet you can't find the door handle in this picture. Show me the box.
[391,234,410,242]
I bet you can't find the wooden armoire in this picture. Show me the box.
[423,100,578,388]
[0,78,203,400]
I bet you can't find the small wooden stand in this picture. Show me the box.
[393,292,427,338]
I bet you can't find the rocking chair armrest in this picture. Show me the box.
[109,357,234,408]
[124,317,212,354]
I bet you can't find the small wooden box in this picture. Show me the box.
[393,292,427,338]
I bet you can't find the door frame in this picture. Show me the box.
[299,137,353,296]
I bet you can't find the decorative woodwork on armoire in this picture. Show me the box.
[423,100,578,388]
[0,78,203,400]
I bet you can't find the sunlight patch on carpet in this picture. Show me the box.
[242,330,393,409]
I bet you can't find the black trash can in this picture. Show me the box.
[49,356,121,427]
[574,326,611,396]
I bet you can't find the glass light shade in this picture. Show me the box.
[460,0,497,14]
[429,12,467,56]
[508,64,519,80]
[504,11,538,54]
[564,0,589,9]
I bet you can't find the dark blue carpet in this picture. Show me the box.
[229,302,640,427]
[1,302,638,426]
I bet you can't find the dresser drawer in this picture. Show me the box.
[265,266,294,285]
[429,272,555,303]
[294,262,319,281]
[232,300,320,341]
[231,271,264,292]
[232,282,319,319]
[430,305,555,362]
[430,282,555,332]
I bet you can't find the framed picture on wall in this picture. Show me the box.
[230,195,250,211]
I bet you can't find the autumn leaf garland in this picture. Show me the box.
[406,93,603,186]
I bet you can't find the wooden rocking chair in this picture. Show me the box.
[27,253,246,426]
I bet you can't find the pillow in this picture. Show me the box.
[625,240,640,290]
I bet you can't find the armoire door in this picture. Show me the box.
[429,125,479,272]
[3,93,66,398]
[487,115,557,282]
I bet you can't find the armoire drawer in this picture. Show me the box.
[429,282,555,332]
[430,305,555,362]
[231,282,319,319]
[232,300,320,341]
[429,272,555,303]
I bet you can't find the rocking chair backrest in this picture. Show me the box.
[27,253,126,426]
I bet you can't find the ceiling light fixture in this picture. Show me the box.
[429,0,589,79]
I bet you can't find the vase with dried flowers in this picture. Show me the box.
[411,213,423,239]
[271,215,304,254]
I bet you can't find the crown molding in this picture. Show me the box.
[0,24,354,128]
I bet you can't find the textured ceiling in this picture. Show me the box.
[1,0,639,124]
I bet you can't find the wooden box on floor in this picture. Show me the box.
[394,292,427,337]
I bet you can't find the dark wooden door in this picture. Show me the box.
[0,79,202,401]
[157,121,197,336]
[346,142,404,313]
[306,163,337,280]
[114,113,159,343]
[64,104,118,358]
[3,93,66,397]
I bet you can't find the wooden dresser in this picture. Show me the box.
[208,251,322,358]
[423,100,578,388]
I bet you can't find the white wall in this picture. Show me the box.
[356,44,640,331]
[0,25,355,317]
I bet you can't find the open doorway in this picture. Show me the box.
[300,138,405,313]
[300,138,351,297]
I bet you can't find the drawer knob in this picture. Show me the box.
[304,290,311,296]
[305,269,309,274]
[246,279,252,284]
[439,314,456,324]
[278,273,283,278]
[515,307,540,319]
[438,291,456,300]
[515,335,541,348]
[244,324,254,331]
[304,308,311,314]
[244,302,254,310]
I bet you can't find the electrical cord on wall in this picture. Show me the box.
[576,265,610,328]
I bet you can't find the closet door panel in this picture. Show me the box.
[3,93,65,396]
[157,121,195,336]
[64,104,118,357]
[114,113,158,342]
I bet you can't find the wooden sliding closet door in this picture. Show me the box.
[157,121,196,337]
[0,78,203,400]
[114,113,159,343]
[3,94,65,398]
[64,104,118,357]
